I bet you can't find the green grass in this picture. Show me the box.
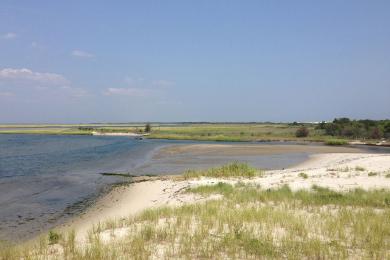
[2,165,390,259]
[189,183,390,208]
[1,123,387,143]
[324,139,349,146]
[183,162,262,179]
[355,166,366,171]
[147,123,326,142]
[48,230,60,245]
[4,183,389,259]
[299,172,309,179]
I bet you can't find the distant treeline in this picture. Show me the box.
[316,118,390,139]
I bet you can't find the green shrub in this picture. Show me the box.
[144,123,151,133]
[325,139,348,146]
[295,127,309,137]
[355,166,365,171]
[299,172,308,179]
[48,230,60,245]
[183,162,262,179]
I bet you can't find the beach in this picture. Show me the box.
[3,144,390,258]
[60,150,390,244]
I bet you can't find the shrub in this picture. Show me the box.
[295,127,309,137]
[355,166,365,171]
[324,139,348,146]
[370,127,382,139]
[48,230,60,245]
[144,123,151,133]
[299,172,308,179]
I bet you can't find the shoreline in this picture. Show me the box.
[1,131,389,147]
[56,152,390,244]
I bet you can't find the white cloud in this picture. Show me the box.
[0,68,88,99]
[0,68,68,85]
[1,32,17,40]
[103,77,174,98]
[104,87,151,97]
[71,50,95,58]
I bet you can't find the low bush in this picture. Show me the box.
[295,127,309,137]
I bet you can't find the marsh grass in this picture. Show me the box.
[2,183,390,259]
[183,162,262,179]
[324,139,349,146]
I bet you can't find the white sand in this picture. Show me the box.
[62,152,390,243]
[92,131,148,136]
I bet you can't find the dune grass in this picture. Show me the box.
[183,162,262,179]
[2,182,390,259]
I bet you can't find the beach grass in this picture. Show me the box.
[183,162,262,179]
[2,181,390,259]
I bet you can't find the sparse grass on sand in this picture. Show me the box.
[183,162,262,179]
[2,181,390,259]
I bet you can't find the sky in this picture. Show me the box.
[0,1,389,123]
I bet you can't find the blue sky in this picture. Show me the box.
[0,1,389,123]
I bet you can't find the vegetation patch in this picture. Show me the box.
[183,162,262,179]
[298,172,309,179]
[355,166,366,171]
[3,183,390,259]
[324,139,348,146]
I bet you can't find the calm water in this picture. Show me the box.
[1,134,384,242]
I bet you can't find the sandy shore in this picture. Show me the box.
[92,131,148,137]
[154,143,364,158]
[59,152,390,244]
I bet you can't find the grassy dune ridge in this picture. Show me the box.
[2,162,390,259]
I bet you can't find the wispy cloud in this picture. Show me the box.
[104,87,151,97]
[103,76,175,98]
[0,68,88,99]
[0,68,68,85]
[1,32,17,40]
[71,50,95,58]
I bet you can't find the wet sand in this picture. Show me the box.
[155,143,364,157]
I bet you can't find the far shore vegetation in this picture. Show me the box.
[1,118,389,145]
[2,162,390,259]
[183,162,262,179]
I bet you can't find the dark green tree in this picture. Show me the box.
[144,123,151,133]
